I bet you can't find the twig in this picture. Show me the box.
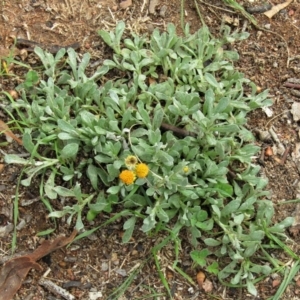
[160,123,197,137]
[283,82,300,89]
[39,278,75,300]
[199,0,235,14]
[279,144,291,165]
[141,0,147,12]
[258,147,265,166]
[265,110,289,128]
[269,126,285,154]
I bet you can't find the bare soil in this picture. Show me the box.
[1,0,300,299]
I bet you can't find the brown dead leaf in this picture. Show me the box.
[196,271,205,288]
[148,77,157,85]
[202,279,213,293]
[272,278,281,288]
[0,230,77,300]
[0,164,4,173]
[119,0,132,9]
[0,120,23,145]
[264,0,293,18]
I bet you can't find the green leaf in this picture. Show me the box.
[57,119,75,133]
[214,97,229,113]
[221,199,241,217]
[204,73,219,89]
[107,185,121,194]
[152,105,164,130]
[207,262,219,275]
[44,171,57,199]
[149,128,161,145]
[157,207,169,222]
[87,164,99,190]
[60,143,79,159]
[53,186,75,197]
[141,213,156,232]
[4,154,30,165]
[246,279,257,296]
[137,101,151,126]
[24,70,39,87]
[203,89,214,117]
[215,183,233,197]
[36,228,56,236]
[204,238,221,247]
[94,154,114,163]
[190,249,210,267]
[98,30,113,47]
[122,217,136,243]
[22,133,35,153]
[156,150,174,166]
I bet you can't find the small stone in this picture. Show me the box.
[101,262,109,271]
[16,219,26,230]
[264,23,271,29]
[146,24,155,33]
[70,245,80,251]
[89,291,103,300]
[115,268,127,276]
[159,5,167,17]
[0,223,14,237]
[111,252,118,261]
[111,252,119,265]
[131,249,138,256]
[291,102,300,121]
[149,0,159,14]
[87,233,98,241]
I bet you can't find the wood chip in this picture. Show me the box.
[119,0,132,9]
[149,0,159,14]
[264,0,293,18]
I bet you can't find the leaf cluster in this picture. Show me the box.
[4,22,292,295]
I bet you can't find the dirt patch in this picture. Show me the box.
[1,0,300,299]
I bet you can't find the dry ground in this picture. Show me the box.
[1,0,300,299]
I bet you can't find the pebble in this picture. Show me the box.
[149,0,159,14]
[70,245,81,251]
[101,262,108,271]
[87,233,98,241]
[159,5,167,17]
[115,268,127,276]
[146,24,155,34]
[291,102,300,121]
[16,219,26,230]
[0,223,13,237]
[64,256,77,263]
[264,23,271,29]
[89,291,103,300]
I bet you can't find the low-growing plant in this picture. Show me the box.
[4,22,294,296]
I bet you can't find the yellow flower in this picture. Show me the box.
[125,155,138,169]
[119,170,136,185]
[135,163,149,178]
[183,166,189,173]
